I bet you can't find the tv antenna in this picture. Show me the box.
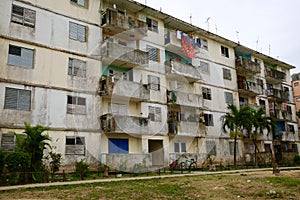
[206,17,211,31]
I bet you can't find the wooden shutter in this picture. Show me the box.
[4,88,18,109]
[18,89,31,111]
[174,142,180,153]
[69,22,78,40]
[24,8,36,27]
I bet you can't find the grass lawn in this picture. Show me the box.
[0,170,299,199]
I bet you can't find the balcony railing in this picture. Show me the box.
[99,76,150,101]
[101,153,152,172]
[235,56,261,74]
[102,41,148,68]
[267,88,289,101]
[167,90,202,107]
[165,60,201,82]
[101,8,147,40]
[100,114,167,135]
[265,67,286,84]
[168,121,205,137]
[237,80,263,96]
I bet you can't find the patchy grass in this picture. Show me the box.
[1,170,300,199]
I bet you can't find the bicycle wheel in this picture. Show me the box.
[179,162,186,170]
[189,162,197,171]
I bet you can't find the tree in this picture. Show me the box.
[265,117,279,174]
[20,122,51,171]
[296,109,300,118]
[221,104,252,169]
[249,108,270,166]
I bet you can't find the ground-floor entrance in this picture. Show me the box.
[148,139,164,166]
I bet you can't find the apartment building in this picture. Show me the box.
[292,73,300,130]
[0,0,298,170]
[0,0,102,167]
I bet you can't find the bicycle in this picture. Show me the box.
[179,158,198,171]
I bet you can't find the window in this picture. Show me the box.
[109,103,127,115]
[1,134,15,152]
[206,141,216,156]
[4,87,31,111]
[204,114,214,126]
[194,37,208,50]
[223,68,232,80]
[148,75,160,91]
[229,141,239,155]
[288,125,295,133]
[221,46,229,57]
[146,18,158,32]
[67,95,86,115]
[202,87,211,100]
[146,45,160,62]
[148,106,162,122]
[174,142,186,153]
[69,22,87,42]
[70,0,86,6]
[296,97,300,102]
[109,138,129,154]
[225,92,233,104]
[11,4,36,28]
[200,61,209,74]
[8,45,34,68]
[294,82,299,87]
[68,58,87,77]
[65,136,85,155]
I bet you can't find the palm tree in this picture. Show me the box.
[249,107,269,166]
[221,104,252,169]
[22,122,51,171]
[264,117,279,174]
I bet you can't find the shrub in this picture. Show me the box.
[75,159,89,178]
[5,152,30,185]
[294,154,300,165]
[0,150,5,175]
[5,152,30,173]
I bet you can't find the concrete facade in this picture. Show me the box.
[0,0,299,171]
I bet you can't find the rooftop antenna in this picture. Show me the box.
[190,13,192,24]
[236,31,240,44]
[215,24,218,34]
[160,7,162,12]
[256,36,259,51]
[269,44,271,55]
[145,0,147,5]
[206,17,210,31]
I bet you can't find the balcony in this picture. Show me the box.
[165,60,201,82]
[102,41,148,68]
[100,114,167,135]
[235,56,261,75]
[237,80,263,96]
[167,90,202,108]
[267,88,289,102]
[239,103,261,110]
[101,153,151,172]
[99,76,150,101]
[265,67,286,84]
[168,121,205,137]
[101,8,147,40]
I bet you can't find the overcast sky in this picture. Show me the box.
[135,0,300,74]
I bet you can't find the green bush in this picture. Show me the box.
[294,154,300,165]
[5,152,30,172]
[75,159,89,177]
[0,150,5,175]
[5,152,30,185]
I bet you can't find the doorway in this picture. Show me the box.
[148,140,164,166]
